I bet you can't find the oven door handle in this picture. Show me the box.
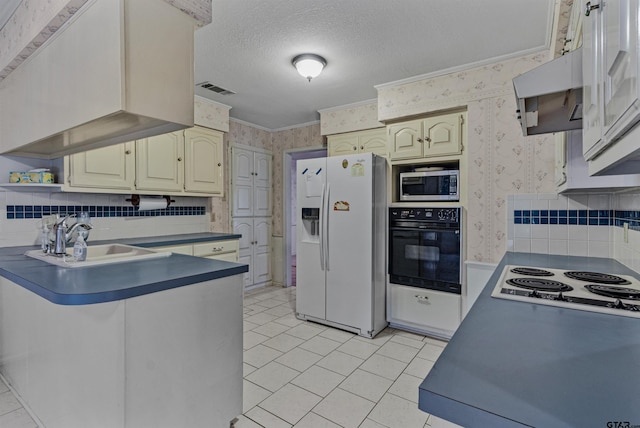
[390,227,459,233]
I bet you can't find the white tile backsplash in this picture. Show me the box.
[508,191,640,275]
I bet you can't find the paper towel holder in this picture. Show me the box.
[126,194,175,208]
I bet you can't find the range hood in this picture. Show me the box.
[513,48,583,136]
[0,0,195,159]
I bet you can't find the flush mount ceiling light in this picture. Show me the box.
[292,54,327,82]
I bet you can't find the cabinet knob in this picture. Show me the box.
[360,146,364,150]
[417,138,423,143]
[177,157,182,162]
[217,163,221,167]
[585,1,599,16]
[425,137,432,143]
[353,146,357,151]
[125,150,131,155]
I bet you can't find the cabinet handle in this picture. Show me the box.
[177,157,182,161]
[212,247,222,252]
[585,1,599,16]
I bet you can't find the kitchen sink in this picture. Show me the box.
[25,244,171,268]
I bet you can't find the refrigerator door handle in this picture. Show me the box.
[319,183,326,270]
[325,183,330,271]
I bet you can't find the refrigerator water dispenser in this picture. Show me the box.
[301,208,320,239]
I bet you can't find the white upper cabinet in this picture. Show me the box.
[388,112,464,161]
[582,0,640,174]
[231,147,272,217]
[136,132,185,192]
[184,127,224,194]
[66,143,135,191]
[327,128,387,158]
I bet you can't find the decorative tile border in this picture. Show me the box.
[6,205,206,220]
[514,210,640,228]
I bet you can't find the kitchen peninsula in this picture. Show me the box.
[0,234,247,428]
[419,252,640,428]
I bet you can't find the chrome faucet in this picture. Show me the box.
[52,214,93,256]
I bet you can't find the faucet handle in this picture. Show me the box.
[56,213,76,228]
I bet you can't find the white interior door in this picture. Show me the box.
[232,148,254,217]
[253,152,272,217]
[232,218,253,287]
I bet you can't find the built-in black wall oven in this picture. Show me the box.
[388,207,462,294]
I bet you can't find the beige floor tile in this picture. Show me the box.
[245,312,280,326]
[299,336,342,356]
[243,320,259,332]
[389,334,427,349]
[360,354,407,381]
[0,390,22,416]
[318,328,355,343]
[291,365,345,397]
[359,418,388,428]
[262,333,306,353]
[368,393,429,428]
[275,347,323,372]
[313,388,375,428]
[418,343,445,362]
[265,304,295,317]
[245,303,269,314]
[316,350,364,376]
[388,373,423,403]
[273,314,304,328]
[243,379,272,413]
[243,363,257,377]
[252,321,292,338]
[403,357,435,379]
[353,330,394,347]
[255,298,288,309]
[337,338,379,360]
[0,408,37,428]
[243,297,262,306]
[244,331,270,350]
[259,384,322,425]
[394,330,427,341]
[375,341,420,363]
[245,406,292,428]
[245,361,300,392]
[234,415,263,428]
[244,344,284,368]
[294,412,341,428]
[339,369,393,403]
[286,323,325,340]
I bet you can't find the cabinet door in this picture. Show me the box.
[184,127,224,194]
[423,113,462,157]
[135,132,184,192]
[232,148,254,217]
[253,217,272,285]
[327,134,358,157]
[388,120,423,160]
[253,153,272,217]
[602,1,640,142]
[582,0,605,159]
[232,218,254,287]
[68,142,134,190]
[358,128,387,158]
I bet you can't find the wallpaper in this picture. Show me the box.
[0,0,210,81]
[320,101,382,136]
[194,96,230,132]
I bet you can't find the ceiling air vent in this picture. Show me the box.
[196,81,235,95]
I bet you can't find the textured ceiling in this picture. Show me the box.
[196,0,556,130]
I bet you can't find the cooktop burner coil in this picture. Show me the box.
[584,284,640,300]
[506,278,573,292]
[510,267,554,276]
[564,271,631,285]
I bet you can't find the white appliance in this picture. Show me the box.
[296,153,387,338]
[492,265,640,318]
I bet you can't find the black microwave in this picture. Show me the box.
[399,170,459,201]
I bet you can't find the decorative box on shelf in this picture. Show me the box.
[9,170,55,184]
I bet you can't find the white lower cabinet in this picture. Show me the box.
[388,284,461,339]
[151,239,238,262]
[233,217,271,290]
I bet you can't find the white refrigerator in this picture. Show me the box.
[296,153,387,338]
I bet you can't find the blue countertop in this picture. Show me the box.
[0,233,247,306]
[419,252,640,428]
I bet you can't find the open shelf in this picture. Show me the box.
[0,183,64,192]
